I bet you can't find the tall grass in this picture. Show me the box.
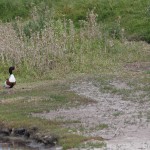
[0,9,149,81]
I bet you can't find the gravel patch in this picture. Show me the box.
[33,80,150,149]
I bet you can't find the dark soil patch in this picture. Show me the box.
[124,62,150,72]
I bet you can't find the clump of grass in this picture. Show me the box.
[96,124,109,130]
[78,141,106,149]
[113,111,123,117]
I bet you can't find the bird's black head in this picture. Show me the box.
[9,66,15,75]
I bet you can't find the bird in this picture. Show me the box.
[4,66,16,88]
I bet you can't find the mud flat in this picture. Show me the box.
[33,79,150,149]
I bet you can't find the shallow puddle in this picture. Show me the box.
[0,140,37,150]
[0,140,62,150]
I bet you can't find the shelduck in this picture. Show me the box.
[4,66,16,88]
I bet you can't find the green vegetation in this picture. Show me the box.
[0,0,149,81]
[78,141,106,149]
[0,0,31,21]
[0,9,149,81]
[0,0,150,42]
[0,0,150,149]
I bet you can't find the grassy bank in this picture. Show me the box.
[0,0,150,42]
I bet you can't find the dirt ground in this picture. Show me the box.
[33,70,150,150]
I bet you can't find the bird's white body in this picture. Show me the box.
[9,74,16,82]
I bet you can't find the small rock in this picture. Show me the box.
[0,128,12,136]
[33,133,43,143]
[43,135,58,146]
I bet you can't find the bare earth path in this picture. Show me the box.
[33,78,150,150]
